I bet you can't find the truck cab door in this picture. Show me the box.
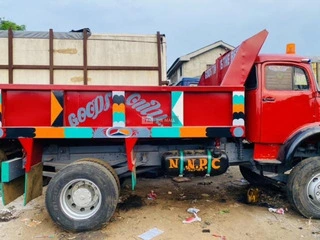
[260,63,316,143]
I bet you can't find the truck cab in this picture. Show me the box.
[199,30,320,220]
[241,50,320,222]
[246,54,319,165]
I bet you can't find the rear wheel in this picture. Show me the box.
[45,161,119,232]
[287,157,320,218]
[76,158,120,191]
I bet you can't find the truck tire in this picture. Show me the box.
[45,161,119,232]
[76,158,121,192]
[286,157,316,210]
[239,165,269,185]
[287,157,320,218]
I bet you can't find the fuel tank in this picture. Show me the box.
[162,149,229,177]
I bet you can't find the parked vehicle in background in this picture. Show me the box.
[170,77,199,86]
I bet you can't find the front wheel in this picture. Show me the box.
[287,157,320,218]
[45,161,119,232]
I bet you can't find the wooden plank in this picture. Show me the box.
[24,162,43,205]
[1,176,24,205]
[1,158,24,182]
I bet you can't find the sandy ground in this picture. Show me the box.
[1,166,320,240]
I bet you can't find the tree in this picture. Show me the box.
[0,18,26,30]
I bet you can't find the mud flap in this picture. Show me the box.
[24,162,43,205]
[1,157,25,205]
[1,161,43,206]
[19,138,43,205]
[125,138,138,190]
[1,176,24,205]
[1,138,47,205]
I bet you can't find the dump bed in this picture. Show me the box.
[0,31,271,140]
[0,84,245,139]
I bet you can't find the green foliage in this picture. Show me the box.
[0,18,26,30]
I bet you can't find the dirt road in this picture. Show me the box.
[1,166,320,240]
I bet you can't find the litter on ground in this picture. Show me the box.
[138,227,164,240]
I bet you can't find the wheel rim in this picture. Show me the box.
[307,173,320,209]
[60,178,102,220]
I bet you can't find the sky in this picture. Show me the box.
[1,0,320,69]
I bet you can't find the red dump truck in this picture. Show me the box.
[1,29,320,232]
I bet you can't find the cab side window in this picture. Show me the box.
[265,65,309,90]
[245,65,258,90]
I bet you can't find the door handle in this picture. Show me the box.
[262,97,275,102]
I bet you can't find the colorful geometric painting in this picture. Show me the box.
[232,91,245,137]
[0,90,246,139]
[112,91,125,127]
[51,91,64,127]
[171,91,184,126]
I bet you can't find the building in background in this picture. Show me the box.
[311,57,320,84]
[167,40,234,84]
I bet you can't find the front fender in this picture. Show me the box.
[279,124,320,168]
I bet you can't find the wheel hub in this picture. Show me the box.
[72,186,93,207]
[60,179,102,220]
[307,174,320,207]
